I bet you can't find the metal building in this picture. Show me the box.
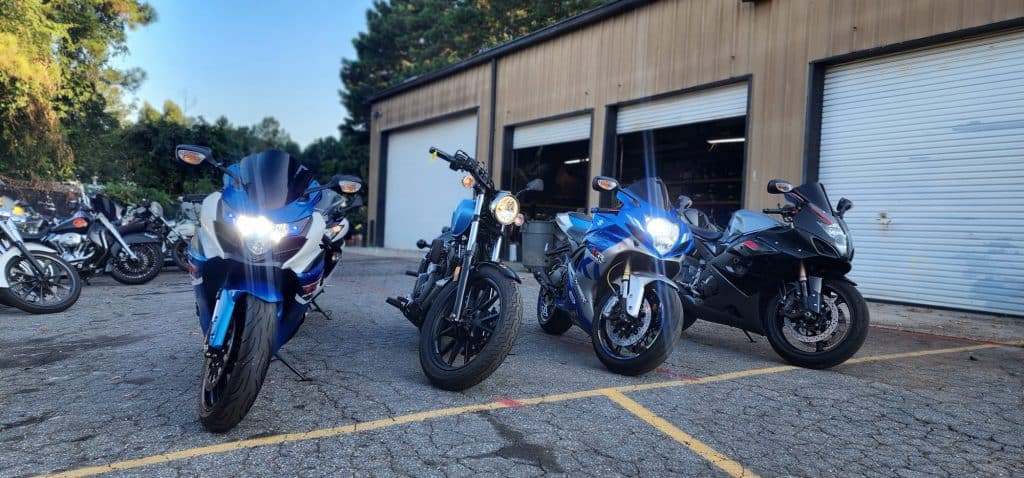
[368,0,1024,315]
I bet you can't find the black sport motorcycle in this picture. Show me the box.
[675,179,868,369]
[387,146,542,391]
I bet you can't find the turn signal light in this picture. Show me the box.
[461,175,475,189]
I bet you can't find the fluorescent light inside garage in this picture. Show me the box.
[707,137,745,145]
[564,158,590,165]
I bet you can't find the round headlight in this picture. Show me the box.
[489,193,520,225]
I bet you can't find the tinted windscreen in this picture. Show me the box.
[793,182,833,213]
[626,177,672,210]
[238,150,314,210]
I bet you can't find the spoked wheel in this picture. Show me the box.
[419,266,522,391]
[110,243,162,284]
[764,279,869,369]
[172,239,191,272]
[591,281,682,376]
[198,295,277,432]
[0,251,82,314]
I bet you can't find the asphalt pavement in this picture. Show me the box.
[1,250,1022,477]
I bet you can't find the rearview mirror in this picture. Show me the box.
[175,144,213,167]
[677,195,693,210]
[330,174,362,194]
[767,179,793,194]
[592,176,619,192]
[836,197,853,217]
[525,178,544,193]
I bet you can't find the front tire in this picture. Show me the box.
[0,251,82,314]
[419,266,523,391]
[764,279,869,369]
[110,243,162,284]
[198,295,277,432]
[591,281,682,376]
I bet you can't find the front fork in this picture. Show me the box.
[97,214,138,260]
[798,261,823,315]
[0,219,46,276]
[450,193,485,322]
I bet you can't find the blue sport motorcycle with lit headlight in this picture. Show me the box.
[173,144,363,432]
[532,176,692,375]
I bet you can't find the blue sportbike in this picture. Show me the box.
[532,176,693,375]
[174,145,363,432]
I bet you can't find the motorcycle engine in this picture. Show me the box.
[54,233,83,248]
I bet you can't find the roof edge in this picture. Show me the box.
[368,0,652,104]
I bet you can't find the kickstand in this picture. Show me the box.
[273,353,310,382]
[309,292,332,320]
[742,330,757,343]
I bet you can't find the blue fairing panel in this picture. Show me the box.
[450,198,475,236]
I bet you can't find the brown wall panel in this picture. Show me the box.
[370,0,1024,230]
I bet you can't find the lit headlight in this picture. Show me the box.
[235,215,287,255]
[823,222,848,256]
[646,217,679,255]
[489,193,520,225]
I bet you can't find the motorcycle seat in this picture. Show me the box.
[555,212,591,244]
[117,222,148,235]
[690,226,723,243]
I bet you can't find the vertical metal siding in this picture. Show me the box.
[819,31,1024,316]
[616,82,748,134]
[513,115,592,149]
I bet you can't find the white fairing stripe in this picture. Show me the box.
[198,192,225,260]
[283,213,326,273]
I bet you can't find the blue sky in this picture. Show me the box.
[113,0,376,147]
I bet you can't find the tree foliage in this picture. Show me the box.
[0,0,155,179]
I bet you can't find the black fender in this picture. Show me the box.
[110,232,161,256]
[827,275,857,287]
[472,261,521,284]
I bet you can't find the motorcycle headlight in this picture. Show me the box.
[646,217,679,255]
[489,193,520,226]
[235,215,288,255]
[823,222,848,256]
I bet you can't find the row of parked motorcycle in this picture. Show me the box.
[0,185,207,314]
[163,142,868,433]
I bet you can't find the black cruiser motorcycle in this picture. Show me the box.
[387,147,542,391]
[675,179,868,369]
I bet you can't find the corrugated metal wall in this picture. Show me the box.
[818,30,1024,315]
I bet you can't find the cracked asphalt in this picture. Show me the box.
[1,250,1022,477]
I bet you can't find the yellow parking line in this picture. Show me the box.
[601,389,759,478]
[38,341,1020,478]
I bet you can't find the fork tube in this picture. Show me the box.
[490,225,505,262]
[451,193,485,321]
[98,214,137,259]
[0,219,45,275]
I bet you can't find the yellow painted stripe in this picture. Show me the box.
[38,341,1021,478]
[602,389,759,478]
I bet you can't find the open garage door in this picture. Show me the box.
[614,82,748,225]
[383,113,477,249]
[818,31,1024,316]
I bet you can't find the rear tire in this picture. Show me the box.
[198,295,277,432]
[419,266,522,391]
[537,289,572,335]
[764,279,869,369]
[172,239,191,272]
[591,281,682,376]
[110,243,162,285]
[0,251,82,314]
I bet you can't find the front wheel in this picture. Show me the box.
[0,251,82,314]
[110,243,162,284]
[592,281,683,376]
[419,266,523,391]
[198,295,277,432]
[764,279,869,369]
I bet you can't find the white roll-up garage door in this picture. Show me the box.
[384,114,477,249]
[513,114,591,149]
[818,31,1024,316]
[616,82,747,134]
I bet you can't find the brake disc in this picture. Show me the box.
[783,295,840,343]
[604,298,652,347]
